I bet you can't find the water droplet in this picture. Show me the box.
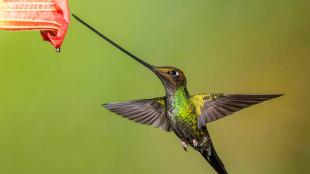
[56,47,61,53]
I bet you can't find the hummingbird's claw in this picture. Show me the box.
[192,139,198,147]
[181,141,188,151]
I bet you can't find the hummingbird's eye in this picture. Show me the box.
[170,70,179,77]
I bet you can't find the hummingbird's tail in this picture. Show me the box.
[201,141,228,174]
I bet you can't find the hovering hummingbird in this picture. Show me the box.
[72,14,282,174]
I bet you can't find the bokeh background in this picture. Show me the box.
[0,0,309,174]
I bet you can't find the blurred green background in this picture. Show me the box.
[0,0,309,173]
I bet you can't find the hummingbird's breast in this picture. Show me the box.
[166,91,206,147]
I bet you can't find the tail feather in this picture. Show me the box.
[201,141,228,174]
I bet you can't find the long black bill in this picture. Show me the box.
[72,14,155,71]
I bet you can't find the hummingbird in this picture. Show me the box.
[72,14,282,174]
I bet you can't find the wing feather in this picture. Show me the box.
[103,97,171,131]
[191,94,283,128]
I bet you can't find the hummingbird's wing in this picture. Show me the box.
[103,97,172,131]
[191,94,283,128]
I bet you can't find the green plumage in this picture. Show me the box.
[168,87,203,138]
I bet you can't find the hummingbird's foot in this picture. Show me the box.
[181,141,188,151]
[192,139,198,147]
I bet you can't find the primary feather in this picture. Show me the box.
[103,97,171,131]
[191,94,283,128]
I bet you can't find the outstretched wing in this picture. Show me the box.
[103,97,171,131]
[191,94,283,128]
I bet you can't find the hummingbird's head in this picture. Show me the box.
[152,66,187,88]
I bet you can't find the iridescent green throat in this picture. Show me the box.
[169,86,192,121]
[173,87,189,108]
